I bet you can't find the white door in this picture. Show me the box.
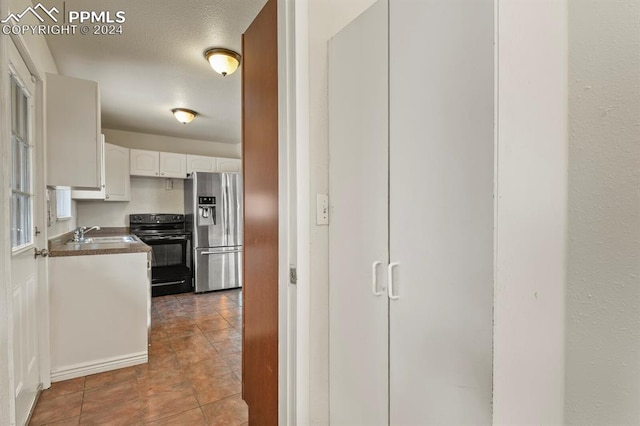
[8,40,46,426]
[388,0,494,423]
[328,0,389,424]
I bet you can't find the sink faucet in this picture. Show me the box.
[73,226,101,242]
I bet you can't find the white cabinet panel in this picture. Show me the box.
[217,157,241,173]
[130,149,159,177]
[328,0,494,424]
[73,140,130,201]
[46,73,101,189]
[159,152,187,178]
[328,1,389,424]
[187,154,218,173]
[105,143,130,201]
[131,150,188,178]
[388,0,494,423]
[72,135,106,199]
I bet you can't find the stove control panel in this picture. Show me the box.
[129,214,184,225]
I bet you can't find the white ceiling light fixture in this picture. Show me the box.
[171,108,198,124]
[204,47,241,77]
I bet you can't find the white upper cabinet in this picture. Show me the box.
[131,149,237,178]
[186,154,218,173]
[73,140,130,202]
[104,143,130,201]
[217,157,242,173]
[130,149,186,178]
[130,149,160,177]
[159,152,187,178]
[46,73,102,189]
[72,135,106,199]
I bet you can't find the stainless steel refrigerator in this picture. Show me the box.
[185,172,242,293]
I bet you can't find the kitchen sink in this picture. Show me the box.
[66,236,136,245]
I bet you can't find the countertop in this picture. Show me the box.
[48,227,151,257]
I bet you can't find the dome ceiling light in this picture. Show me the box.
[171,108,198,124]
[204,47,242,77]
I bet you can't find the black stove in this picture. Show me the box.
[129,214,193,296]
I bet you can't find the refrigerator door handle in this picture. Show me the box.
[201,249,243,255]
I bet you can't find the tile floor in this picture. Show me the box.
[29,289,247,425]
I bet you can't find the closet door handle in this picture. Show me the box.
[372,261,384,296]
[388,262,399,300]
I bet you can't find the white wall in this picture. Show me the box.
[302,0,377,423]
[493,0,568,424]
[565,0,640,423]
[76,177,184,227]
[102,128,241,158]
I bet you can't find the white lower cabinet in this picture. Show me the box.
[48,252,150,381]
[329,0,494,424]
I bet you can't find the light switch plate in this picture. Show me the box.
[316,193,329,225]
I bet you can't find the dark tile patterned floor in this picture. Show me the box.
[29,289,247,425]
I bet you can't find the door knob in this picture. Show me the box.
[34,248,49,259]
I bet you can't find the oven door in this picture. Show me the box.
[194,247,242,293]
[141,234,192,287]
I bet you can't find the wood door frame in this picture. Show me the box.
[276,0,297,424]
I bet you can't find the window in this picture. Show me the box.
[56,187,72,220]
[10,73,33,250]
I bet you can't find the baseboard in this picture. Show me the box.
[50,352,148,382]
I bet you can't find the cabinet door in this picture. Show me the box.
[216,157,241,173]
[47,73,101,189]
[130,149,159,177]
[46,73,104,190]
[388,0,494,423]
[71,135,105,199]
[187,154,218,173]
[104,143,130,201]
[159,152,187,178]
[328,1,389,424]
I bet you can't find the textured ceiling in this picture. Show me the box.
[43,0,267,144]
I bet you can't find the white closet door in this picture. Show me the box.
[329,0,389,424]
[389,0,494,424]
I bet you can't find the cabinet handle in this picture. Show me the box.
[155,172,159,176]
[105,195,110,199]
[388,262,399,300]
[372,261,384,296]
[161,172,165,176]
